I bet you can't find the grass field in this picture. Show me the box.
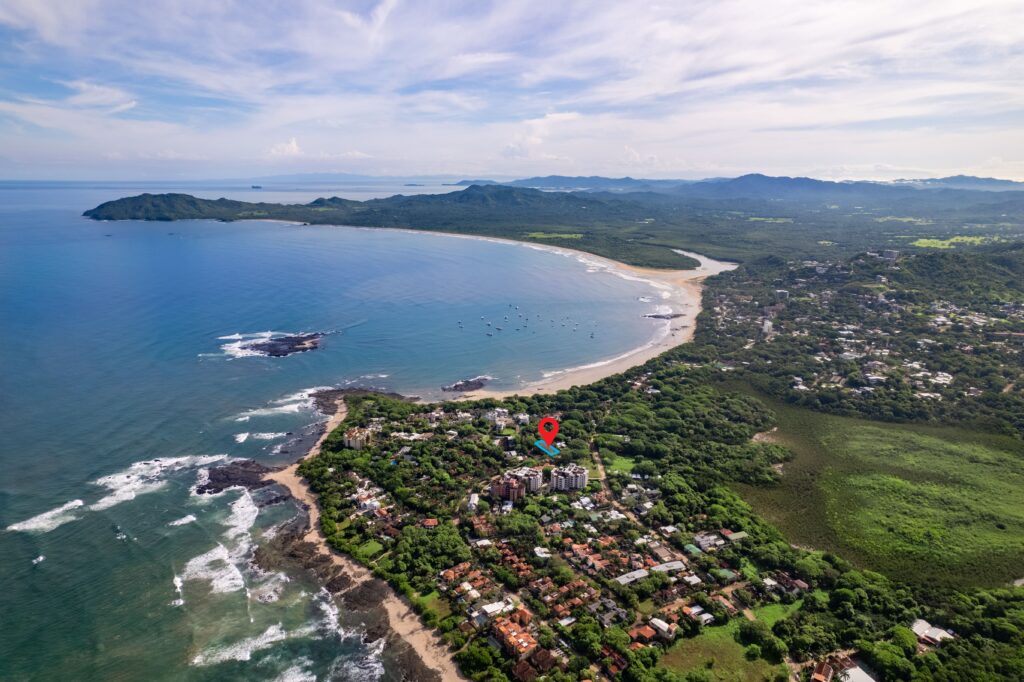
[355,539,384,561]
[605,453,636,474]
[415,590,452,619]
[659,619,788,681]
[732,396,1024,587]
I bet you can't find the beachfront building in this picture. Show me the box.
[550,464,589,492]
[508,467,543,493]
[491,475,527,502]
[343,427,373,450]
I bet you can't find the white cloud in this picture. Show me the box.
[0,0,1021,179]
[268,137,303,158]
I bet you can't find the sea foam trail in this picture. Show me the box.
[168,514,197,527]
[6,499,84,533]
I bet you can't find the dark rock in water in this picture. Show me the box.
[342,578,391,610]
[248,333,323,357]
[442,375,489,392]
[643,312,684,320]
[363,620,390,644]
[196,460,274,495]
[324,572,353,594]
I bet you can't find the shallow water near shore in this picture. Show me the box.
[0,181,678,680]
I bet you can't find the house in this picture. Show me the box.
[649,617,678,641]
[651,560,686,574]
[811,662,834,682]
[529,648,558,674]
[467,493,479,512]
[911,619,954,646]
[614,568,649,585]
[342,427,372,449]
[629,625,657,643]
[421,518,439,528]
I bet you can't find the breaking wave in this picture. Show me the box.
[6,499,84,533]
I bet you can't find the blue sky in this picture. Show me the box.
[0,0,1022,180]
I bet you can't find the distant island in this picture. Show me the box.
[84,175,1024,267]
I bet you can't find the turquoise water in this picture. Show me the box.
[0,182,668,681]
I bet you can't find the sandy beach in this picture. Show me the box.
[264,397,468,681]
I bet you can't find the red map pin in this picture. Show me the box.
[538,417,559,447]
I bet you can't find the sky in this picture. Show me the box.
[0,0,1022,181]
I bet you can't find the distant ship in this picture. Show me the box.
[251,184,262,189]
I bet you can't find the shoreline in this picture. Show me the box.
[264,398,468,681]
[261,237,736,680]
[336,225,736,399]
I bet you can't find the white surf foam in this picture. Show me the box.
[332,636,386,682]
[90,455,227,511]
[171,574,185,606]
[217,331,288,359]
[180,543,247,594]
[169,514,197,527]
[190,623,288,666]
[270,661,317,682]
[252,432,287,440]
[235,387,333,420]
[224,489,259,543]
[6,499,84,533]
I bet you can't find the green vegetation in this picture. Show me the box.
[605,453,636,474]
[659,619,788,681]
[84,175,1024,266]
[911,235,999,248]
[734,400,1024,587]
[525,231,583,239]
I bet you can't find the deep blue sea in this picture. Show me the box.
[0,181,667,681]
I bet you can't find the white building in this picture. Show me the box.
[550,464,589,491]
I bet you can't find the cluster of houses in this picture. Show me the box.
[707,253,1020,405]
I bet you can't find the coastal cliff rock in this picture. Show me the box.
[196,460,275,495]
[247,333,323,357]
[442,375,490,392]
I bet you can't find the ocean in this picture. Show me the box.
[0,180,670,681]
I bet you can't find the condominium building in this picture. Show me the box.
[550,464,589,491]
[508,467,543,493]
[491,476,526,502]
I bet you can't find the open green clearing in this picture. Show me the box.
[524,231,583,239]
[605,452,636,474]
[658,618,788,681]
[355,539,384,560]
[733,395,1024,587]
[415,590,452,619]
[911,235,998,248]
